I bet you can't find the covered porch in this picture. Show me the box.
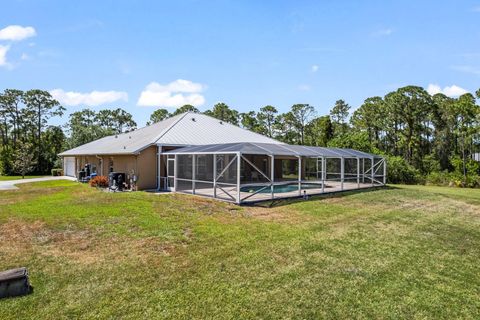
[162,143,386,204]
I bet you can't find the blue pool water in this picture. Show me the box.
[240,183,322,194]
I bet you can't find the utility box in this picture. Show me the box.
[0,267,33,299]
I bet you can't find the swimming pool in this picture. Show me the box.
[240,183,322,194]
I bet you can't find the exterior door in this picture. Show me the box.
[317,158,323,180]
[167,155,175,191]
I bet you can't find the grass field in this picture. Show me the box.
[1,181,480,319]
[0,175,47,181]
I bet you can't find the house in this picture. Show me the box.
[59,112,385,204]
[59,112,283,190]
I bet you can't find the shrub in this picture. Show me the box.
[426,170,480,188]
[426,170,456,186]
[439,156,480,188]
[89,175,109,188]
[464,174,480,188]
[385,155,421,184]
[51,168,64,176]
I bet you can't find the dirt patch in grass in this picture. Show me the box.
[0,219,179,266]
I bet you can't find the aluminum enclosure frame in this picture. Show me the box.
[163,143,386,204]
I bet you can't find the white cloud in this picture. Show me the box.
[0,45,10,67]
[311,65,319,72]
[21,53,29,60]
[371,28,393,37]
[137,79,206,107]
[427,84,468,97]
[0,25,36,41]
[50,89,128,106]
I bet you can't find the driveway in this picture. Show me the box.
[0,176,77,191]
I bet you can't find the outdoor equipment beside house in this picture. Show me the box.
[78,169,86,181]
[0,267,33,299]
[109,172,126,191]
[78,164,96,183]
[84,163,91,177]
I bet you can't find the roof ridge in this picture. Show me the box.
[150,112,191,144]
[215,117,283,144]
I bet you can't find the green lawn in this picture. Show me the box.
[1,181,480,319]
[0,175,47,181]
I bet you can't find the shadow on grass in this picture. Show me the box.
[244,185,399,208]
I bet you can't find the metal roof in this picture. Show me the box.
[59,112,283,156]
[163,142,382,158]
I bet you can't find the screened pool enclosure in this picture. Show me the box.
[163,142,386,204]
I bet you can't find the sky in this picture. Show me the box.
[1,0,480,127]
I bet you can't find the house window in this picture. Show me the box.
[109,159,114,173]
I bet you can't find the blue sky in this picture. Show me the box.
[1,0,479,126]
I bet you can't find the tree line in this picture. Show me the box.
[0,89,137,176]
[149,86,480,186]
[1,86,480,186]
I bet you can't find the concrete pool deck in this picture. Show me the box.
[175,181,382,204]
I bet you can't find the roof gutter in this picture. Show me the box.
[58,152,138,157]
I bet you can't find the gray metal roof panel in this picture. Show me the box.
[155,113,283,145]
[60,112,283,156]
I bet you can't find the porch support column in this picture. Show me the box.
[362,158,365,183]
[236,152,241,204]
[383,158,387,185]
[270,155,274,200]
[174,154,178,191]
[340,157,344,191]
[297,156,302,196]
[192,155,196,195]
[371,157,375,186]
[213,154,217,198]
[356,157,360,189]
[321,157,325,193]
[157,146,161,190]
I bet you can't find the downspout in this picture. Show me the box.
[135,155,138,189]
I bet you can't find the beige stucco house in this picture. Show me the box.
[59,112,385,204]
[59,112,282,191]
